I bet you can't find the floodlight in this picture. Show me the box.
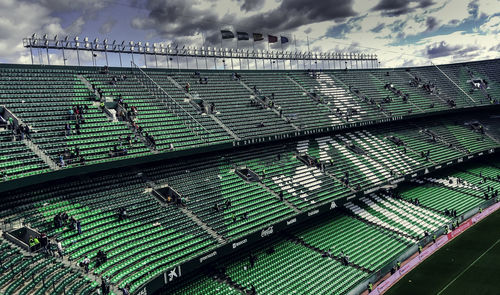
[32,33,37,39]
[64,36,69,42]
[43,34,48,39]
[84,37,88,42]
[104,39,108,45]
[54,35,58,41]
[74,36,79,41]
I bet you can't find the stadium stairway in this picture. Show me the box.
[288,71,382,123]
[166,71,297,139]
[162,75,241,141]
[236,78,301,131]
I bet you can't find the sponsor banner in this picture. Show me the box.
[286,217,297,226]
[472,202,500,223]
[307,209,319,217]
[399,256,420,276]
[163,266,181,283]
[373,271,400,294]
[435,235,449,248]
[199,251,217,264]
[419,244,436,260]
[447,219,473,240]
[232,239,247,249]
[261,226,274,237]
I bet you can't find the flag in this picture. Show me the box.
[253,33,264,41]
[221,30,235,39]
[268,35,278,43]
[237,32,250,40]
[280,36,289,44]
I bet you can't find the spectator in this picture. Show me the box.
[120,284,131,295]
[81,256,90,273]
[54,213,62,228]
[39,233,48,254]
[118,207,128,221]
[70,216,77,230]
[96,249,107,267]
[56,239,64,258]
[76,219,82,234]
[249,254,256,267]
[101,276,110,295]
[61,212,69,224]
[64,123,71,137]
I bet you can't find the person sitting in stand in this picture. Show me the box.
[118,207,129,221]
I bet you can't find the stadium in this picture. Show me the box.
[1,1,500,295]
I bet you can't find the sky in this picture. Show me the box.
[1,0,500,68]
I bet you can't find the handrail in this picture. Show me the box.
[130,61,211,142]
[432,62,476,104]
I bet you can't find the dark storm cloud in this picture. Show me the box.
[425,16,438,31]
[132,0,356,46]
[372,0,435,17]
[425,41,479,59]
[237,0,266,12]
[131,0,231,45]
[238,0,356,32]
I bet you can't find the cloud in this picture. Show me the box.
[372,0,435,16]
[38,0,107,13]
[0,0,64,62]
[425,16,438,31]
[371,23,385,33]
[131,0,356,46]
[238,0,357,32]
[480,15,500,34]
[99,19,117,35]
[424,40,479,58]
[237,0,266,11]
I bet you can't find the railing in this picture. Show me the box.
[432,62,476,104]
[130,61,211,142]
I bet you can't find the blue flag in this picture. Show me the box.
[280,36,289,44]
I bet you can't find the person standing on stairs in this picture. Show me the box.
[76,219,82,234]
[81,256,90,273]
[56,239,64,258]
